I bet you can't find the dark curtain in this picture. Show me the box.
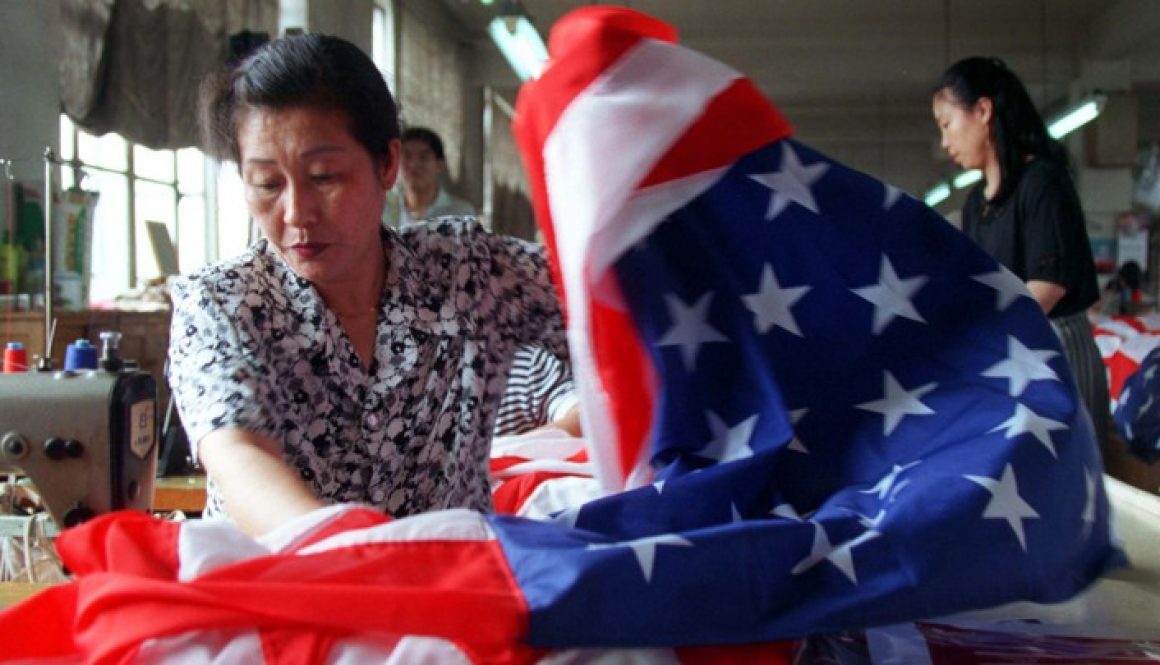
[59,0,275,151]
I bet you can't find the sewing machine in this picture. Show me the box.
[0,148,158,536]
[0,352,158,532]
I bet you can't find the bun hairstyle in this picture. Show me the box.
[200,33,400,168]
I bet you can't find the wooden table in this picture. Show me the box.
[153,475,207,513]
[0,582,50,609]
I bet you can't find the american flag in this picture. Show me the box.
[0,6,1124,663]
[1093,313,1160,463]
[509,3,1123,645]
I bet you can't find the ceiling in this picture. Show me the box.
[440,0,1160,201]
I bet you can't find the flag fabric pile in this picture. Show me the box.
[1092,313,1160,406]
[0,6,1125,663]
[1093,313,1160,463]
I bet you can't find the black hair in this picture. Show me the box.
[200,33,399,167]
[933,56,1069,203]
[400,127,446,162]
[1119,260,1143,292]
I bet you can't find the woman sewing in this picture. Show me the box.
[168,34,567,536]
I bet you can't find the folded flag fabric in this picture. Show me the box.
[1092,313,1160,405]
[0,6,1125,663]
[1110,345,1160,464]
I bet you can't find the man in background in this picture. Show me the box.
[383,127,475,228]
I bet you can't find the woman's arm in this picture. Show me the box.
[197,427,325,537]
[1026,279,1067,314]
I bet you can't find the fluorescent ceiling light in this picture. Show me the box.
[953,169,982,189]
[924,182,951,207]
[488,14,548,81]
[1047,94,1107,139]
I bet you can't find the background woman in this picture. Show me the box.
[932,56,1108,446]
[170,34,568,536]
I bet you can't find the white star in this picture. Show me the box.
[848,508,887,530]
[982,336,1060,397]
[965,464,1040,551]
[771,503,803,520]
[788,408,809,453]
[701,411,758,463]
[588,533,694,582]
[791,522,881,584]
[990,403,1067,458]
[888,479,912,502]
[883,183,903,210]
[1142,393,1156,415]
[860,461,921,500]
[741,264,811,336]
[856,371,937,436]
[748,142,829,220]
[653,479,667,494]
[656,292,729,371]
[972,268,1029,311]
[731,502,745,523]
[851,255,929,334]
[1082,469,1096,540]
[548,507,581,529]
[1147,364,1159,382]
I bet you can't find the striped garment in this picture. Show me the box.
[493,345,578,436]
[1051,311,1110,448]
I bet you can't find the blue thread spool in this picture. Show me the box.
[64,338,98,371]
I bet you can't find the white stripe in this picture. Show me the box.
[297,508,495,555]
[543,37,739,489]
[493,459,593,479]
[491,429,587,460]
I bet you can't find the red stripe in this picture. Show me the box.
[590,300,657,484]
[493,471,587,515]
[638,78,792,189]
[0,512,534,663]
[515,7,676,313]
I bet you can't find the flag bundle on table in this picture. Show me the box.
[0,6,1125,663]
[1093,313,1160,463]
[1092,313,1160,405]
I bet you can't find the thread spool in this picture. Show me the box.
[3,342,27,373]
[64,338,98,371]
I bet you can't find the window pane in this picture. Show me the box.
[178,194,207,273]
[217,165,252,259]
[373,2,396,91]
[177,148,205,193]
[133,144,175,182]
[78,130,127,171]
[59,115,75,161]
[87,172,130,303]
[134,180,177,282]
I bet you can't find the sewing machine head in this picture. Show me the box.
[0,365,157,530]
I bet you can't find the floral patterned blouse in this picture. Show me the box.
[167,218,567,520]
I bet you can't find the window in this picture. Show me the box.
[59,115,254,304]
[373,0,397,93]
[59,115,212,303]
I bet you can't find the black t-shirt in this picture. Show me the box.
[962,159,1099,318]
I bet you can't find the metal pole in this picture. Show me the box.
[40,146,55,370]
